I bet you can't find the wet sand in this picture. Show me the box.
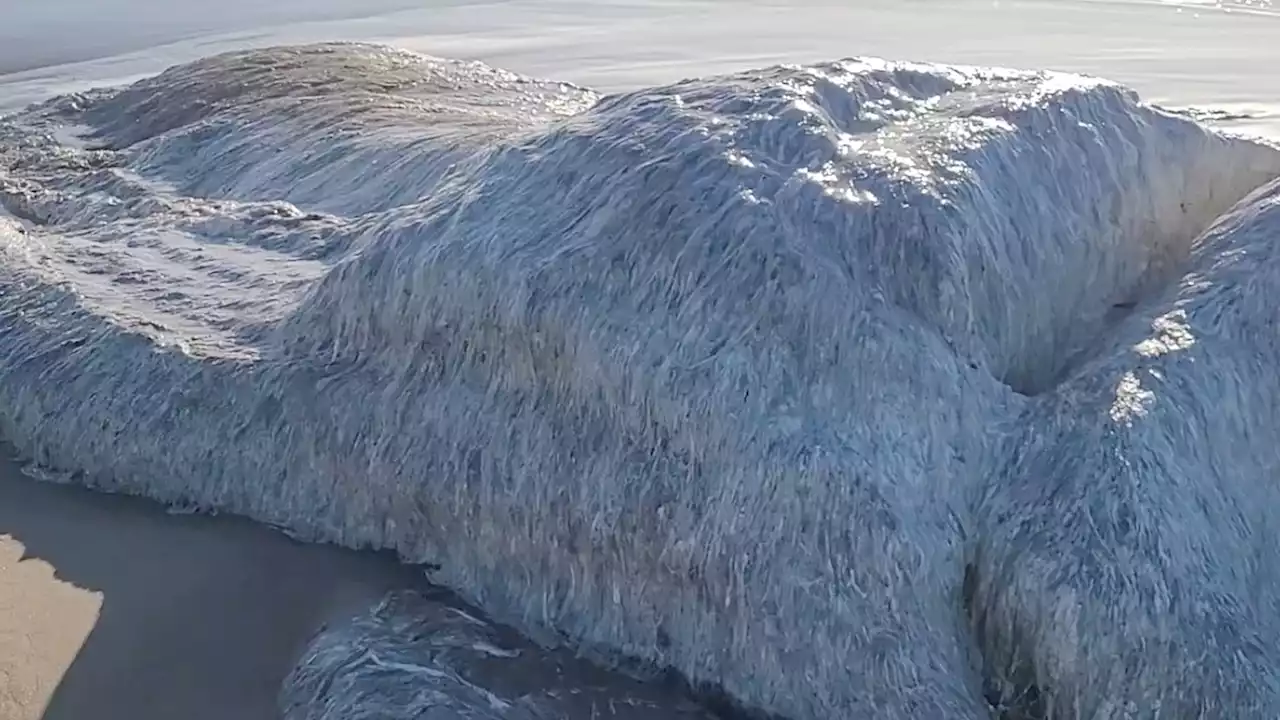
[0,448,432,720]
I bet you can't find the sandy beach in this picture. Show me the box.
[0,448,431,720]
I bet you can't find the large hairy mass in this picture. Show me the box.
[3,43,1280,719]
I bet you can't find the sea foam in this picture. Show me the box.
[3,42,1280,719]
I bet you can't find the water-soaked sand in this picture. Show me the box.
[0,448,433,720]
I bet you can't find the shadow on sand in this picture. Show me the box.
[0,446,431,720]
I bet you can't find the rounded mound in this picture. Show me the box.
[281,589,717,720]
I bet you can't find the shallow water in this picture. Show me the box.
[2,0,1278,136]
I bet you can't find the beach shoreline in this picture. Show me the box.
[0,447,431,720]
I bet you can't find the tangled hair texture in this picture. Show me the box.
[280,589,718,720]
[3,42,1280,720]
[973,177,1280,718]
